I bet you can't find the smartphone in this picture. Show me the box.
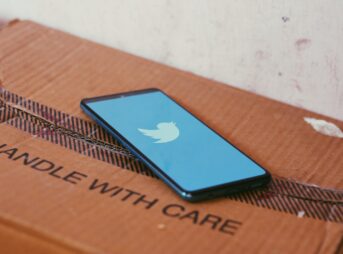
[80,88,270,202]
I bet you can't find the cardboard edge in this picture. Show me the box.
[0,19,20,31]
[0,215,92,254]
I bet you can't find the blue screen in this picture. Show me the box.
[87,90,265,192]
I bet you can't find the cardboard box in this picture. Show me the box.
[0,20,342,254]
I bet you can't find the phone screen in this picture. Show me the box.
[85,90,267,192]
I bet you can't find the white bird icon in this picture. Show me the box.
[138,122,180,143]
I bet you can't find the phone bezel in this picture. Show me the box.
[80,88,271,202]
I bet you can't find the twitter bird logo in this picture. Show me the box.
[138,122,180,143]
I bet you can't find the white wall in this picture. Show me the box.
[0,0,342,120]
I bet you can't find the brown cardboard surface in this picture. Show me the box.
[0,125,342,254]
[0,20,342,253]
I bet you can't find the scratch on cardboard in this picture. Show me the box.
[304,117,343,138]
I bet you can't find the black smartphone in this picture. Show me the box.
[80,88,270,202]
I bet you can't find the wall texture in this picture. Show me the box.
[0,0,342,120]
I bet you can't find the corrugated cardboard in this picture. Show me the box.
[0,20,342,254]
